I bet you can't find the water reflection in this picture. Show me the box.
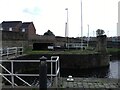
[109,60,120,79]
[61,60,120,79]
[60,67,109,78]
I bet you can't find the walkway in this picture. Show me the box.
[2,77,120,89]
[58,77,120,89]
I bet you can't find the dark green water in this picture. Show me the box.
[61,60,120,79]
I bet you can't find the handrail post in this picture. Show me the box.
[39,56,47,90]
[58,57,60,87]
[55,58,58,87]
[7,48,9,59]
[51,56,53,84]
[11,61,14,87]
[15,47,17,57]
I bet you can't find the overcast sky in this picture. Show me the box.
[0,0,120,37]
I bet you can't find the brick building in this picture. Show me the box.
[20,22,36,39]
[1,21,36,39]
[1,21,22,32]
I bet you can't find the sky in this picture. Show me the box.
[0,0,120,37]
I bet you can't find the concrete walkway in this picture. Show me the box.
[2,78,120,89]
[58,77,120,89]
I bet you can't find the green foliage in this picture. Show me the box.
[96,29,105,36]
[24,47,32,54]
[25,49,97,55]
[44,30,55,36]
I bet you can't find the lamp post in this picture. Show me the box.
[65,8,68,36]
[65,8,69,49]
[93,31,95,37]
[81,0,83,50]
[87,24,89,47]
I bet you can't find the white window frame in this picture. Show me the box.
[22,28,25,32]
[9,27,12,31]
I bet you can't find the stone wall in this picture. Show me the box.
[59,54,109,69]
[1,30,27,40]
[1,30,29,50]
[14,53,110,69]
[2,41,28,48]
[96,35,107,53]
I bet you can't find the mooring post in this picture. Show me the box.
[39,56,47,90]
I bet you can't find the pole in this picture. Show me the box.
[93,31,95,37]
[81,0,83,50]
[11,61,14,87]
[65,8,69,50]
[65,22,67,37]
[65,22,68,49]
[87,24,89,47]
[39,56,47,90]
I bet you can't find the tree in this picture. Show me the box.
[44,30,55,36]
[96,29,105,36]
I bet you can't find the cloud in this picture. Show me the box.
[23,7,40,15]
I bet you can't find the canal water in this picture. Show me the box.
[60,60,120,79]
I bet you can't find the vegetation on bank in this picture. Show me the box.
[107,48,120,53]
[25,50,97,55]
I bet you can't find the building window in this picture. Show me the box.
[22,28,25,32]
[9,27,12,31]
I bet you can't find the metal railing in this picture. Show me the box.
[0,56,60,88]
[0,47,23,59]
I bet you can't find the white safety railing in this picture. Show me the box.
[0,47,23,59]
[0,56,60,88]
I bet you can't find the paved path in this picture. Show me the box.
[58,77,120,89]
[2,78,120,89]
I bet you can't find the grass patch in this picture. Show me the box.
[24,47,120,55]
[107,48,120,53]
[25,49,98,55]
[28,50,53,54]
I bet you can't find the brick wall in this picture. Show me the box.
[27,23,36,39]
[1,31,27,40]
